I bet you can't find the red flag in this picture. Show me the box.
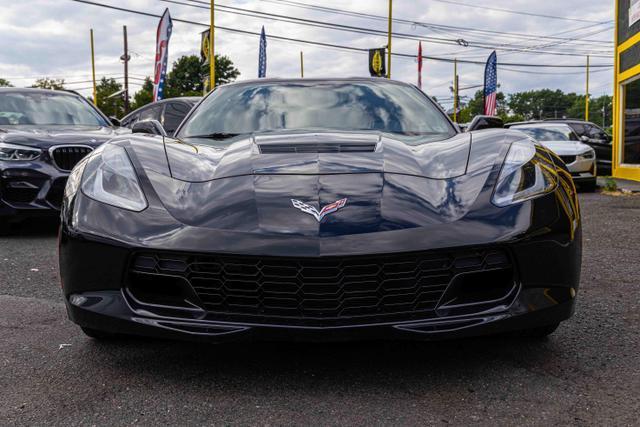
[417,42,423,89]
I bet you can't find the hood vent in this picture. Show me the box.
[259,143,377,154]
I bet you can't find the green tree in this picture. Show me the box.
[31,78,65,90]
[0,78,12,87]
[95,77,124,118]
[507,89,577,120]
[165,54,240,97]
[132,77,154,110]
[458,90,507,123]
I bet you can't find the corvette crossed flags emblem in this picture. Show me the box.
[291,198,348,222]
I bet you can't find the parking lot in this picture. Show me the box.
[1,192,639,426]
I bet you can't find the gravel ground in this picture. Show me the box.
[1,193,639,426]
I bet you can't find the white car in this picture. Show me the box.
[509,123,597,192]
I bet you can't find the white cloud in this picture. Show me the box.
[0,0,614,107]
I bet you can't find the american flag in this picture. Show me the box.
[417,41,423,89]
[484,51,498,116]
[153,8,173,102]
[258,26,267,78]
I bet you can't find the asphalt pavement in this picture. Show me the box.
[1,193,639,426]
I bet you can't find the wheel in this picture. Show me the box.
[81,327,115,340]
[518,323,560,339]
[580,179,597,193]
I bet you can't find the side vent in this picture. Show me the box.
[259,143,377,154]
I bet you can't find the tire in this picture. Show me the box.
[81,327,115,340]
[518,323,560,339]
[580,179,597,193]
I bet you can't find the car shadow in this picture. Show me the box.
[76,334,563,389]
[4,218,59,238]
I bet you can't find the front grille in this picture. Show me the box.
[259,143,377,154]
[559,155,576,165]
[50,146,93,171]
[129,248,512,326]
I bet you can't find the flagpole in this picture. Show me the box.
[90,29,97,105]
[453,58,458,123]
[585,55,590,122]
[210,0,215,89]
[387,0,392,79]
[300,51,304,78]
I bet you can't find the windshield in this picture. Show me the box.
[177,81,455,142]
[0,91,109,127]
[513,126,578,142]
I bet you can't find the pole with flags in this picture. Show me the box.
[210,0,215,89]
[417,41,423,89]
[153,8,173,102]
[90,29,97,105]
[387,0,392,79]
[258,26,267,78]
[483,51,498,116]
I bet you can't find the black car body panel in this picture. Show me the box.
[59,78,581,342]
[0,89,129,221]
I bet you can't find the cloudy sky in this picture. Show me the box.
[0,0,614,108]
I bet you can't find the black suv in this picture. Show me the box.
[120,97,200,137]
[0,88,129,233]
[544,119,612,175]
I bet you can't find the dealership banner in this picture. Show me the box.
[153,8,173,102]
[369,48,386,77]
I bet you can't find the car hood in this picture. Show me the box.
[159,130,506,182]
[0,125,130,149]
[116,130,531,239]
[538,140,592,156]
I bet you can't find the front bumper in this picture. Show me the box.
[566,157,597,182]
[60,224,581,342]
[0,160,69,220]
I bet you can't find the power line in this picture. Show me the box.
[68,0,613,69]
[429,0,611,24]
[168,0,612,57]
[257,0,613,45]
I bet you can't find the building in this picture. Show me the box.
[614,0,640,181]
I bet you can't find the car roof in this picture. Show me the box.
[220,77,415,88]
[0,87,80,96]
[121,96,202,120]
[509,122,573,129]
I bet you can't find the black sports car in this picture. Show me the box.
[0,88,128,233]
[59,78,581,342]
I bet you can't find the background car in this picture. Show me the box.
[507,119,612,175]
[59,78,581,343]
[0,88,128,234]
[120,97,200,137]
[508,122,597,192]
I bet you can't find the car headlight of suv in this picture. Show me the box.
[80,143,147,211]
[0,142,42,161]
[577,149,595,160]
[492,139,557,207]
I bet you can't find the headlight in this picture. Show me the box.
[577,149,595,160]
[492,140,557,207]
[0,142,42,161]
[81,144,147,211]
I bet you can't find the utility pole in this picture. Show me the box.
[122,25,130,114]
[603,102,606,128]
[453,58,458,123]
[210,0,216,89]
[300,51,304,78]
[585,55,590,122]
[90,29,97,106]
[387,0,392,79]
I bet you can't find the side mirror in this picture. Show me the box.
[580,135,590,143]
[109,116,121,127]
[131,120,167,137]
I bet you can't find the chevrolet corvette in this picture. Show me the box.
[59,78,581,342]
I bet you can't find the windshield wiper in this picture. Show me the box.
[183,132,242,140]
